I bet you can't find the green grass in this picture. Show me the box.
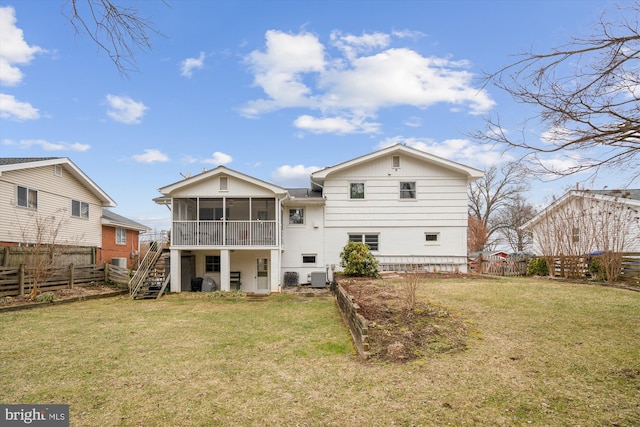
[1,279,639,426]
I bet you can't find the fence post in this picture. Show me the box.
[104,262,109,284]
[68,263,74,289]
[18,264,25,296]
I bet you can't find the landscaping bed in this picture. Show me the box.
[340,273,471,362]
[0,284,126,311]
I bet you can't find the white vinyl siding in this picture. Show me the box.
[0,166,104,247]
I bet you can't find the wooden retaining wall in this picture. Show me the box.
[0,263,131,297]
[333,283,369,359]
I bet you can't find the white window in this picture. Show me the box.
[302,254,316,264]
[425,233,440,244]
[71,200,89,219]
[349,233,379,251]
[350,182,365,199]
[220,176,228,191]
[54,165,62,176]
[400,182,416,199]
[116,227,126,245]
[392,155,400,168]
[289,208,304,225]
[572,227,580,243]
[17,186,37,209]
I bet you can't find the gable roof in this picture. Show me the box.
[157,165,288,196]
[310,144,484,187]
[102,209,150,232]
[523,188,640,230]
[0,157,116,207]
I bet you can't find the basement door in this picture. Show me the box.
[256,258,269,293]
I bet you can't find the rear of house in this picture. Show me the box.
[157,144,483,293]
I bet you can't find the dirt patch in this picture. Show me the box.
[340,274,470,363]
[0,284,126,309]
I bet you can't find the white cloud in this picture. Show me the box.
[105,94,148,124]
[0,93,39,120]
[241,30,326,117]
[403,116,422,127]
[378,135,512,168]
[132,149,169,163]
[293,115,380,134]
[241,30,495,135]
[2,138,90,151]
[272,164,321,187]
[202,151,233,165]
[180,51,206,77]
[0,6,44,86]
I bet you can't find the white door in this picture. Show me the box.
[256,258,269,293]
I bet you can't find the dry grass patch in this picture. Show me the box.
[1,279,638,426]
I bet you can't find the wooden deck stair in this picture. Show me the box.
[130,245,170,300]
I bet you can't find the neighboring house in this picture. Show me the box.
[100,208,150,269]
[523,189,640,256]
[155,144,483,294]
[0,158,116,249]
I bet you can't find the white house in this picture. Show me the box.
[523,189,640,256]
[0,157,116,248]
[155,144,483,294]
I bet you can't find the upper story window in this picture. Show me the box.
[350,182,365,199]
[116,227,126,245]
[220,176,228,191]
[17,186,38,209]
[289,208,304,225]
[572,227,580,243]
[71,200,89,219]
[54,165,62,176]
[400,182,416,199]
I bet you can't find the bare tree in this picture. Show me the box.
[475,1,640,182]
[468,163,529,249]
[62,0,166,75]
[529,190,640,281]
[493,194,536,252]
[16,209,69,299]
[467,215,488,253]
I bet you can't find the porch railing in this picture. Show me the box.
[173,220,277,246]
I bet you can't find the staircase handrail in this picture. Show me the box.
[129,242,166,298]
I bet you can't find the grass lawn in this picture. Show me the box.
[1,278,639,426]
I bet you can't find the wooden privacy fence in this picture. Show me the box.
[548,253,640,280]
[468,254,529,276]
[0,263,131,297]
[0,246,96,268]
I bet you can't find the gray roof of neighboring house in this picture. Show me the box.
[286,188,323,198]
[587,189,640,201]
[102,209,150,232]
[0,157,60,166]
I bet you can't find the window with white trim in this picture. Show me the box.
[302,254,316,264]
[425,232,440,244]
[348,233,379,251]
[400,182,416,199]
[392,155,400,168]
[289,208,304,225]
[17,186,37,209]
[220,176,228,191]
[116,227,126,245]
[71,200,89,219]
[350,182,365,199]
[54,165,62,176]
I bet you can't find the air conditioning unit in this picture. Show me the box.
[111,257,127,268]
[310,271,326,288]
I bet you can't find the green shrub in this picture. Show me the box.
[339,241,379,277]
[588,257,605,280]
[527,258,549,276]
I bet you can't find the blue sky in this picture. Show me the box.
[0,0,633,232]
